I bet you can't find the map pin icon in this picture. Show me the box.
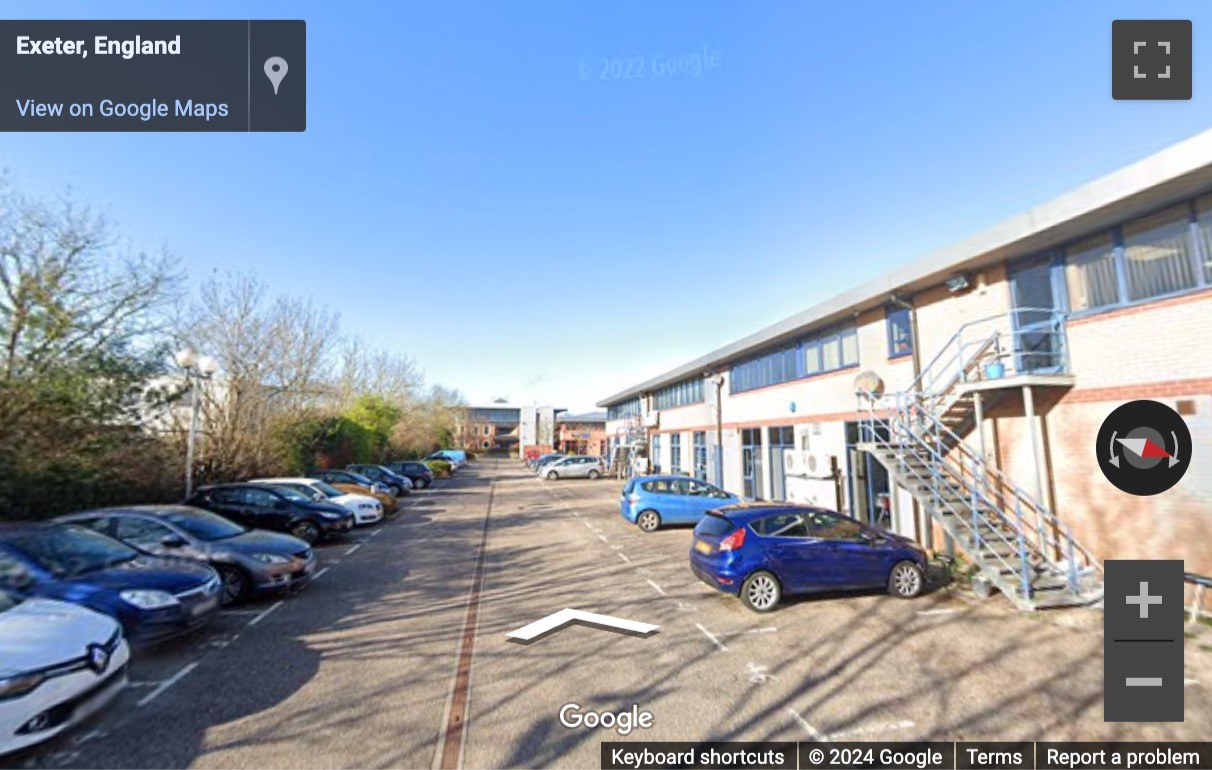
[264,57,288,95]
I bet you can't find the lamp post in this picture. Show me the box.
[175,348,219,498]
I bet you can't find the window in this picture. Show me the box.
[886,307,913,357]
[820,333,841,371]
[752,513,809,538]
[115,517,175,550]
[805,510,865,542]
[653,379,704,410]
[670,433,682,474]
[1122,205,1198,301]
[840,327,859,367]
[693,431,707,480]
[1064,233,1119,312]
[482,440,490,449]
[482,425,490,435]
[1195,195,1212,283]
[607,398,641,421]
[244,488,280,507]
[650,434,662,474]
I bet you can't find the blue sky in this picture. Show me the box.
[5,1,1212,411]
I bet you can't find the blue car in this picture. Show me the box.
[689,504,928,612]
[0,522,222,645]
[620,475,741,532]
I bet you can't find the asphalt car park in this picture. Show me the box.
[12,460,1211,769]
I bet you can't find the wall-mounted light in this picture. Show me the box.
[945,275,971,294]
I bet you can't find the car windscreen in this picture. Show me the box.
[270,485,314,503]
[344,471,374,485]
[7,526,139,578]
[693,514,734,538]
[310,481,344,498]
[162,509,247,541]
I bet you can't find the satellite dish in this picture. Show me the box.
[854,370,885,397]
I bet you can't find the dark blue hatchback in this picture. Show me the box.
[689,504,928,612]
[0,522,221,645]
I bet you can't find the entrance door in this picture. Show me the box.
[844,422,890,529]
[1010,256,1065,373]
[741,428,764,500]
[766,426,794,501]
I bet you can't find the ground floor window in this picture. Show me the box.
[741,427,764,500]
[693,431,707,480]
[670,433,682,474]
[651,434,662,474]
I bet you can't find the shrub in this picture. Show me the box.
[464,451,477,461]
[425,459,453,477]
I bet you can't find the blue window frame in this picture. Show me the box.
[607,398,641,421]
[653,378,704,410]
[886,307,913,358]
[729,325,857,395]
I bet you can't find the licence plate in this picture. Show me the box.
[694,540,713,555]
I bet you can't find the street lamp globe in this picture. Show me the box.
[197,355,219,376]
[174,348,198,370]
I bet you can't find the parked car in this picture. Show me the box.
[689,505,928,612]
[345,464,413,496]
[58,506,316,606]
[185,484,354,544]
[251,478,383,525]
[540,456,605,480]
[426,450,465,469]
[529,452,564,470]
[307,470,398,511]
[385,461,435,489]
[0,523,221,645]
[0,591,130,756]
[620,475,741,532]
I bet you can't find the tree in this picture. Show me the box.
[0,179,182,517]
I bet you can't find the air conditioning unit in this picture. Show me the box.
[785,449,835,479]
[642,411,660,428]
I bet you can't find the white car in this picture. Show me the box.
[0,592,130,756]
[251,478,384,525]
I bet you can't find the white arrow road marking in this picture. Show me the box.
[747,662,774,683]
[505,609,659,644]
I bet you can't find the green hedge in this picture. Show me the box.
[425,459,453,477]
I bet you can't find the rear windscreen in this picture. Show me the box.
[694,514,734,537]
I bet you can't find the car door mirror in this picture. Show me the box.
[160,534,187,548]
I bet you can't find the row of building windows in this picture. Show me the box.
[607,398,642,421]
[468,408,521,424]
[653,378,704,410]
[730,325,860,394]
[1024,197,1212,315]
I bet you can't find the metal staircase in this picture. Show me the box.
[858,309,1102,611]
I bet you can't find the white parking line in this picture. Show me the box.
[695,623,729,652]
[314,566,330,580]
[787,707,830,742]
[583,521,595,531]
[597,534,609,544]
[618,553,630,564]
[137,662,199,707]
[248,600,284,626]
[370,528,384,538]
[646,579,666,596]
[1186,678,1198,687]
[917,608,956,616]
[345,543,362,556]
[827,719,915,740]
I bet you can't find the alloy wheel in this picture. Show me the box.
[891,563,923,597]
[744,573,779,611]
[637,511,659,532]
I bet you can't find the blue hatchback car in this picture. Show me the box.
[0,522,222,645]
[689,504,928,612]
[620,475,742,531]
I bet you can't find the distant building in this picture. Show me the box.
[555,411,607,456]
[458,402,564,456]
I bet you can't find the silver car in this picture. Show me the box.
[540,456,605,480]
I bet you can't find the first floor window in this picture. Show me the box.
[1064,234,1118,312]
[886,307,913,357]
[1122,205,1198,302]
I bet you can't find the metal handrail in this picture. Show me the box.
[896,389,1102,577]
[1189,573,1212,626]
[857,394,1038,597]
[910,307,1070,397]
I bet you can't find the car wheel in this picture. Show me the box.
[217,565,250,606]
[546,470,559,480]
[417,479,429,489]
[291,521,321,544]
[888,561,925,599]
[388,484,402,497]
[741,571,781,612]
[587,470,600,479]
[636,510,660,532]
